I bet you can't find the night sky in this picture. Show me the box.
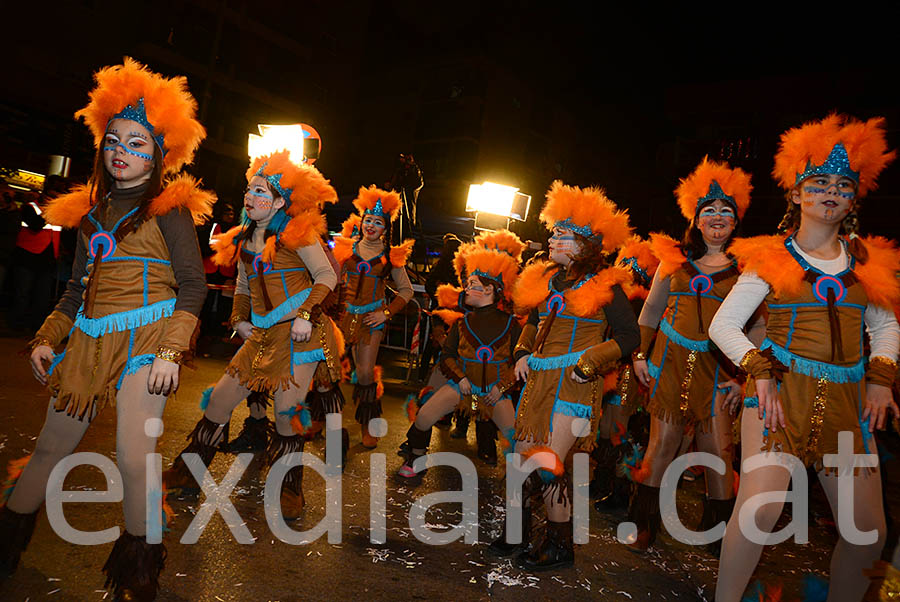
[2,2,899,240]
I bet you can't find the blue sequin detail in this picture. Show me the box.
[364,198,387,218]
[619,256,650,287]
[794,142,860,186]
[253,162,294,207]
[695,179,736,213]
[111,98,166,156]
[743,396,759,408]
[553,218,594,239]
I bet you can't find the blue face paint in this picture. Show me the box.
[698,207,736,220]
[103,143,154,161]
[803,184,855,200]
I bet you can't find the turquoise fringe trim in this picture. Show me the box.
[647,358,660,380]
[75,298,175,338]
[199,386,214,410]
[527,351,583,372]
[554,399,592,419]
[124,354,155,376]
[744,396,759,408]
[292,348,326,365]
[761,338,864,383]
[346,299,385,314]
[447,379,500,397]
[659,318,711,352]
[251,287,312,329]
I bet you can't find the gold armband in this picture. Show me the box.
[382,307,392,319]
[867,356,898,388]
[575,357,598,380]
[155,346,183,364]
[297,309,313,322]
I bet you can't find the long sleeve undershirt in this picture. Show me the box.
[709,245,900,365]
[54,186,207,320]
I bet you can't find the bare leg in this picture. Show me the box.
[7,400,93,514]
[695,398,736,501]
[204,373,253,428]
[714,410,793,602]
[272,363,318,436]
[115,366,168,537]
[640,416,685,488]
[515,413,580,522]
[355,330,384,385]
[818,463,887,602]
[413,385,461,435]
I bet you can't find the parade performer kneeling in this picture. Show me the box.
[1,58,212,600]
[333,187,414,449]
[163,149,341,521]
[711,115,900,602]
[397,230,525,478]
[499,181,639,571]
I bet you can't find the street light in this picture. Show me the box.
[465,181,531,231]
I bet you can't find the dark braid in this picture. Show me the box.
[777,191,801,234]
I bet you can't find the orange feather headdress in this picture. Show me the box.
[616,235,660,288]
[472,229,526,262]
[675,157,752,221]
[75,57,205,175]
[773,114,896,197]
[352,185,402,223]
[539,181,632,253]
[247,150,337,216]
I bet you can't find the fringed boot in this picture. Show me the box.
[224,416,270,454]
[163,416,228,493]
[595,439,632,511]
[589,437,615,500]
[397,424,432,479]
[353,382,381,449]
[487,474,540,557]
[475,419,498,466]
[626,482,661,551]
[265,431,306,520]
[0,506,39,581]
[698,496,735,556]
[450,410,470,439]
[516,518,574,571]
[102,531,167,601]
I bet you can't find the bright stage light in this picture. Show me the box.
[466,182,531,221]
[248,124,309,164]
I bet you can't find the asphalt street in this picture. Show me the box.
[0,335,895,601]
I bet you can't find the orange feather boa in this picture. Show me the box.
[513,261,631,317]
[649,232,687,279]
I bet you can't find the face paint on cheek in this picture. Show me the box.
[824,208,834,219]
[801,199,816,207]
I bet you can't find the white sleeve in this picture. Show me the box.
[235,260,250,296]
[709,271,771,365]
[865,305,900,361]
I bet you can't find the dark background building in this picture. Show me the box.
[2,1,899,244]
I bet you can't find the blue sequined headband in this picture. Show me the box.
[253,162,294,206]
[470,269,503,288]
[109,98,166,157]
[695,180,736,213]
[794,142,860,186]
[363,198,387,219]
[619,256,651,287]
[553,218,601,240]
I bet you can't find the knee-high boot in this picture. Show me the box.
[163,416,228,493]
[0,506,39,582]
[265,431,306,520]
[698,496,735,556]
[353,382,381,448]
[102,531,167,601]
[626,482,661,551]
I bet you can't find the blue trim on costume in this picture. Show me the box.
[784,235,855,276]
[292,348,326,365]
[345,299,385,314]
[554,399,593,419]
[48,351,66,376]
[247,267,307,281]
[659,318,712,352]
[446,379,509,401]
[760,338,864,383]
[254,163,294,207]
[98,256,171,265]
[75,298,175,338]
[124,354,155,376]
[527,351,583,371]
[743,396,758,408]
[647,357,661,380]
[111,98,166,155]
[553,218,594,239]
[695,180,736,212]
[605,393,623,407]
[250,287,312,328]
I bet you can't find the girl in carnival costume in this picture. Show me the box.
[591,236,660,510]
[628,158,756,551]
[396,229,525,477]
[2,58,213,600]
[163,149,341,521]
[711,115,900,602]
[332,187,415,448]
[499,181,640,570]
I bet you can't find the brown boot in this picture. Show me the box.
[361,423,379,449]
[354,383,381,448]
[266,432,306,520]
[102,531,166,601]
[163,416,228,493]
[626,483,661,551]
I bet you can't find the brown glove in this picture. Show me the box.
[299,283,335,321]
[514,323,537,359]
[229,294,251,328]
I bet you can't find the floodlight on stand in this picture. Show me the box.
[248,123,322,164]
[465,181,531,232]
